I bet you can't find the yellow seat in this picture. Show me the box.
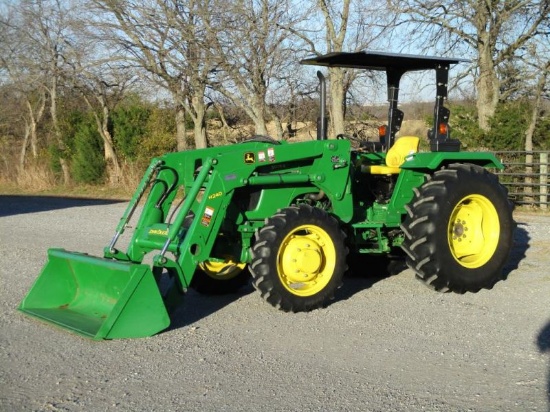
[369,136,419,174]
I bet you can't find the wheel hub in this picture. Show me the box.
[448,195,500,268]
[452,219,468,240]
[282,237,323,283]
[276,224,337,296]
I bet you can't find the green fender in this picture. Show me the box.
[400,151,504,171]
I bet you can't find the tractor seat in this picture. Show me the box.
[368,136,419,174]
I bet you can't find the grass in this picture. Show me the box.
[0,181,133,200]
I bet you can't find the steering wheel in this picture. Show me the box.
[240,135,281,145]
[336,133,355,140]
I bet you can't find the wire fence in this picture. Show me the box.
[494,151,549,210]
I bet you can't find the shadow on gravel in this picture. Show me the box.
[165,257,400,333]
[167,284,256,331]
[0,195,125,218]
[336,222,531,304]
[502,223,530,279]
[537,320,550,404]
[337,255,407,303]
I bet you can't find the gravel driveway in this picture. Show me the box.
[1,195,549,412]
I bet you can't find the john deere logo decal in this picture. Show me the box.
[244,152,255,164]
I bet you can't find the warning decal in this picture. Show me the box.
[201,206,215,227]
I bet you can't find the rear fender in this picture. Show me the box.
[383,152,503,224]
[400,152,504,171]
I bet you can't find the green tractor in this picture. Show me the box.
[19,51,515,339]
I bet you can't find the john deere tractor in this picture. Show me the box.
[19,51,514,339]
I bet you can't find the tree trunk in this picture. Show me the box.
[20,122,30,169]
[214,102,231,143]
[21,92,47,168]
[272,114,284,139]
[253,117,269,136]
[194,121,207,149]
[191,95,208,149]
[84,93,122,185]
[49,78,71,185]
[329,67,346,137]
[266,106,284,139]
[104,141,121,184]
[175,103,187,152]
[249,98,269,136]
[26,95,45,159]
[99,106,121,184]
[475,41,500,132]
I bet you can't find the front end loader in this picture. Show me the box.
[19,51,515,339]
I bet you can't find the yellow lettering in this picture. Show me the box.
[208,191,223,200]
[148,228,168,236]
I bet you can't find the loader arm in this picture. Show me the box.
[128,139,355,292]
[19,138,355,339]
[100,138,353,314]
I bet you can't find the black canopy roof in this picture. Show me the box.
[301,51,469,71]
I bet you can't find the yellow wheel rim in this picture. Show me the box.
[199,258,246,280]
[276,224,336,296]
[448,194,500,268]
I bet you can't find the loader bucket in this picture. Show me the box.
[19,249,171,340]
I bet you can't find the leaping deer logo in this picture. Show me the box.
[244,153,255,164]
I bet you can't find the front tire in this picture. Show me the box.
[401,163,514,293]
[250,204,348,312]
[190,259,249,295]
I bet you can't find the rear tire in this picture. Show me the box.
[250,204,348,312]
[401,163,514,293]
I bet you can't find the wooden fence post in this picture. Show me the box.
[541,152,548,210]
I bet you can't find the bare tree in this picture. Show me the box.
[20,93,47,167]
[0,18,47,167]
[91,0,216,149]
[317,0,352,136]
[65,56,133,183]
[387,0,550,131]
[0,0,72,182]
[288,0,390,137]
[32,0,73,183]
[61,8,143,183]
[205,0,305,138]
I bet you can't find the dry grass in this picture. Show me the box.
[0,119,428,200]
[15,164,57,191]
[116,161,148,193]
[399,120,428,138]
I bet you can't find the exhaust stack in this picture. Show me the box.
[316,71,328,140]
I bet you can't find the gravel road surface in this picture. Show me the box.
[1,195,549,412]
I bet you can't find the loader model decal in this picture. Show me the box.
[148,228,168,236]
[208,191,223,200]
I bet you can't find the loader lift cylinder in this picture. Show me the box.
[107,159,164,255]
[156,157,214,263]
